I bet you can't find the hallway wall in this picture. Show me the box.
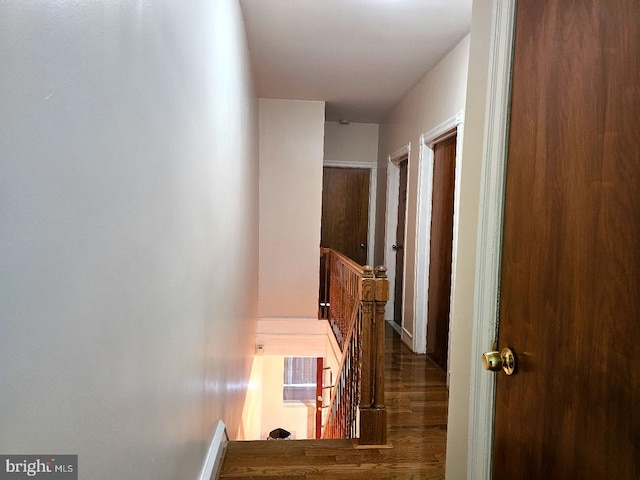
[375,35,470,341]
[323,122,380,164]
[374,33,476,479]
[258,99,325,320]
[445,1,494,478]
[0,1,258,479]
[323,121,379,265]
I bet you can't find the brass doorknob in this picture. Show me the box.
[482,347,516,375]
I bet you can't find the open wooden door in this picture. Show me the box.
[393,160,408,327]
[493,0,640,477]
[321,167,370,265]
[426,134,456,371]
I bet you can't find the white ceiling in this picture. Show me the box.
[239,0,473,124]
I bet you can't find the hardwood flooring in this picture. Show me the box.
[220,323,449,479]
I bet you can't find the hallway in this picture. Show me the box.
[220,323,449,479]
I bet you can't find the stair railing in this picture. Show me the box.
[319,248,389,445]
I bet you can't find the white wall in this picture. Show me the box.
[323,121,379,265]
[324,122,379,164]
[445,2,494,479]
[0,1,258,479]
[375,35,470,339]
[258,99,325,320]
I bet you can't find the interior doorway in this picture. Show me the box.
[393,159,408,327]
[425,133,457,371]
[413,112,464,358]
[384,144,411,335]
[321,166,371,265]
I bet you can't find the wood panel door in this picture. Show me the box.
[494,1,640,478]
[426,134,456,371]
[321,167,370,265]
[393,160,408,326]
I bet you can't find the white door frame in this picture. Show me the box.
[413,111,464,358]
[323,161,377,266]
[383,143,411,335]
[467,2,517,479]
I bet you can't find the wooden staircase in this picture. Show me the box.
[219,324,449,479]
[319,248,389,445]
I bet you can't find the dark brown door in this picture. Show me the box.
[394,159,408,326]
[321,167,370,265]
[494,1,640,478]
[426,134,456,371]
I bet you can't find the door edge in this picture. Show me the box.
[467,1,516,480]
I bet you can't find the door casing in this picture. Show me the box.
[467,1,517,479]
[384,144,410,338]
[413,112,464,359]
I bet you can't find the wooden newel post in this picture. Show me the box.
[359,265,389,446]
[360,266,375,410]
[373,266,388,409]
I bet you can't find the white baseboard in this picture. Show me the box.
[198,420,228,480]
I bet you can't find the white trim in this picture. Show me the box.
[198,420,228,480]
[388,144,411,164]
[384,163,400,325]
[447,127,465,385]
[323,160,377,266]
[402,327,413,339]
[421,111,464,146]
[383,143,411,330]
[323,160,376,169]
[413,111,465,356]
[467,2,516,480]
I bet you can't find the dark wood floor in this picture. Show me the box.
[220,323,449,479]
